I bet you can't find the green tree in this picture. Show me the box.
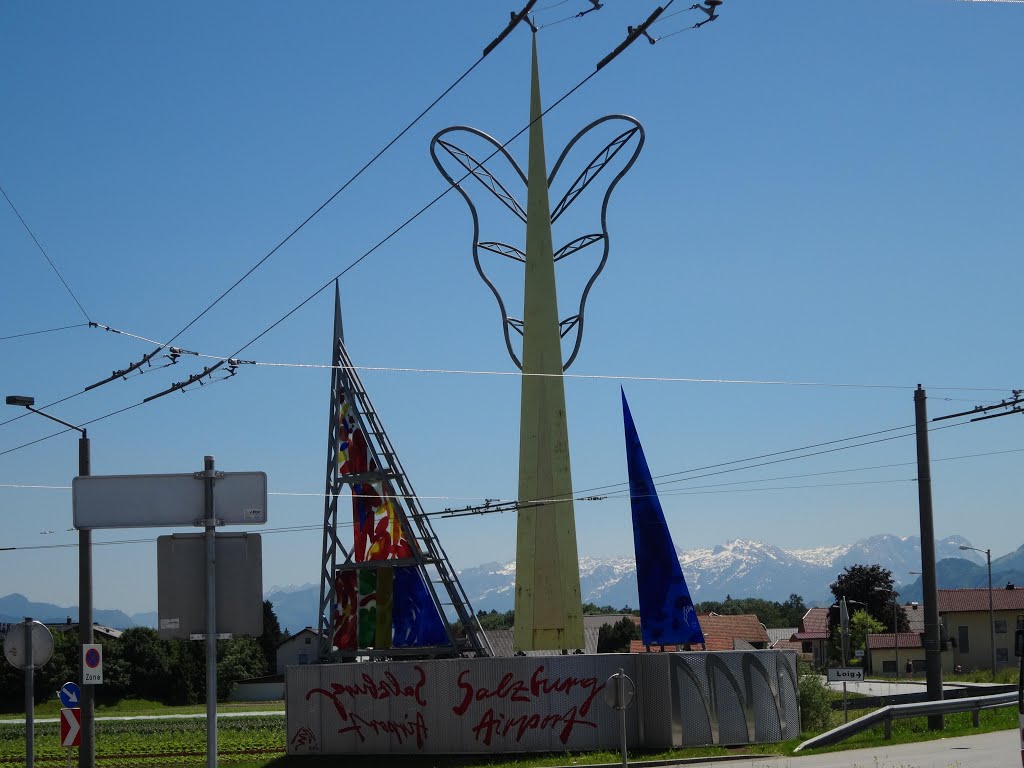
[829,564,908,632]
[848,609,885,658]
[118,627,172,701]
[597,617,640,653]
[217,637,268,700]
[257,601,284,674]
[782,594,808,627]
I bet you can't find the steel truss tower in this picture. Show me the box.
[317,282,491,659]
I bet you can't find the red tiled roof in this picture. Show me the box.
[627,613,768,652]
[697,613,770,644]
[770,638,804,652]
[792,631,827,641]
[938,587,1024,613]
[866,632,923,650]
[800,607,830,635]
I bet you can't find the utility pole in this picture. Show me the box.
[5,396,94,767]
[914,386,943,729]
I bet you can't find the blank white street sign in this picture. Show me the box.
[73,472,267,529]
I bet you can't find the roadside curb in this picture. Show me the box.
[545,755,780,768]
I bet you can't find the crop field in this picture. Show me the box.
[0,715,286,767]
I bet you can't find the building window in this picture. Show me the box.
[883,660,896,674]
[802,641,812,653]
[994,620,1007,634]
[299,653,309,665]
[957,626,970,654]
[305,637,311,644]
[996,648,1008,663]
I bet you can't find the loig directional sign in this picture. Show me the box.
[826,667,865,683]
[60,707,81,747]
[72,471,267,529]
[82,644,102,685]
[58,681,81,708]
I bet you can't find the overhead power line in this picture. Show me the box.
[1,183,91,322]
[0,323,89,342]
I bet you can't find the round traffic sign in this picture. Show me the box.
[84,647,101,668]
[2,620,54,670]
[59,681,82,708]
[603,670,636,710]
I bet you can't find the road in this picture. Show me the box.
[674,729,1019,768]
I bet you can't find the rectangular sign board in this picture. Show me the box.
[826,667,864,682]
[157,533,264,640]
[73,472,267,529]
[82,644,103,685]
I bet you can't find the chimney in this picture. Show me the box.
[1005,582,1015,590]
[66,616,72,625]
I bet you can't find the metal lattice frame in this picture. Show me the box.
[429,115,645,370]
[317,283,491,659]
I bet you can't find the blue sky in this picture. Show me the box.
[1,1,1022,615]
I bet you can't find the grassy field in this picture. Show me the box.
[0,694,1018,767]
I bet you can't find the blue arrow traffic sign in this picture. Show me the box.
[58,681,81,708]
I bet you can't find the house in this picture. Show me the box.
[791,607,829,668]
[938,585,1024,673]
[484,627,600,656]
[629,613,769,653]
[276,627,322,675]
[48,620,123,642]
[866,632,925,675]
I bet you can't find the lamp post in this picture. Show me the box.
[5,396,94,768]
[960,544,995,678]
[875,586,900,678]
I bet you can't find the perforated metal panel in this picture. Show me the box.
[285,650,799,755]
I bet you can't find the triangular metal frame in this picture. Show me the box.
[317,282,491,659]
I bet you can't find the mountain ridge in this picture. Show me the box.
[5,534,1022,635]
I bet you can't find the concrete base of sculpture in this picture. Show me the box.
[285,650,799,755]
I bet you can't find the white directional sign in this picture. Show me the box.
[82,644,103,684]
[826,667,864,682]
[73,472,267,529]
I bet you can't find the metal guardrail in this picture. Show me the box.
[796,691,1018,752]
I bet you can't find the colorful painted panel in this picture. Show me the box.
[621,390,704,648]
[358,569,378,647]
[336,390,446,649]
[333,569,358,650]
[393,566,448,647]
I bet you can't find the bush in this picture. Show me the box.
[798,673,832,733]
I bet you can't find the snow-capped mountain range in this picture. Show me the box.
[452,534,981,612]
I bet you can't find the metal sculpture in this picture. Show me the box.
[431,36,643,650]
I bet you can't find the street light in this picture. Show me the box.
[5,395,94,768]
[960,544,995,678]
[875,586,900,678]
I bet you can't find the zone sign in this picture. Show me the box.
[82,644,103,685]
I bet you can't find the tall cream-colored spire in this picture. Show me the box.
[513,34,584,651]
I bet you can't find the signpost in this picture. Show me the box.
[70,457,267,768]
[4,618,54,768]
[603,669,635,768]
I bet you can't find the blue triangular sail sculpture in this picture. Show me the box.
[622,388,705,647]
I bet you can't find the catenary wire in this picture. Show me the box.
[1,183,91,322]
[41,321,1024,394]
[0,4,536,426]
[0,323,90,342]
